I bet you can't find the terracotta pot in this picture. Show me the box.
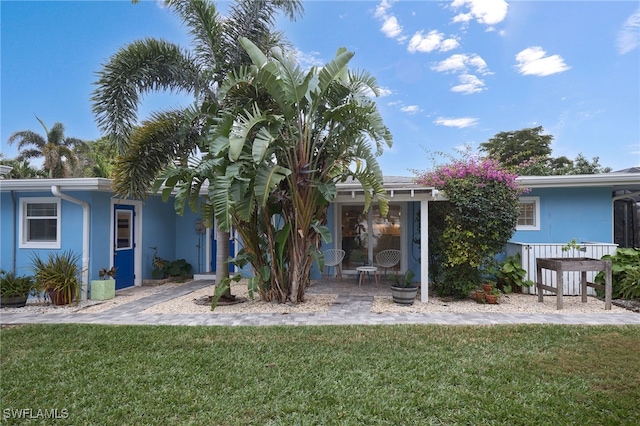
[482,283,494,294]
[485,294,498,304]
[474,291,485,303]
[48,289,75,306]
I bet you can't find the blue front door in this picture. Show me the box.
[113,204,135,289]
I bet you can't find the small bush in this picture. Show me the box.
[595,248,640,299]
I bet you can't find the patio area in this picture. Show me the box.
[307,274,404,297]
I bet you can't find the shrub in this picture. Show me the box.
[0,270,35,298]
[595,248,640,299]
[416,151,526,296]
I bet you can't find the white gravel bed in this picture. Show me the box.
[372,293,628,314]
[143,282,337,314]
[2,280,630,316]
[0,282,186,315]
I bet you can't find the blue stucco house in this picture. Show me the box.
[1,172,637,302]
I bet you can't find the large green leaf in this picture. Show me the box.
[252,127,276,163]
[317,182,337,202]
[239,37,269,69]
[229,105,268,162]
[254,165,291,208]
[317,50,354,97]
[210,175,233,232]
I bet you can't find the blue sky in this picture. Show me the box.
[1,0,639,177]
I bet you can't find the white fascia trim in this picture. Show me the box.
[517,173,640,188]
[1,178,113,192]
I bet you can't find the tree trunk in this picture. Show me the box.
[215,226,231,298]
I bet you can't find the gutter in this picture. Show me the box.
[51,186,90,300]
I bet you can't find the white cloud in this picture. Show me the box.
[434,117,478,128]
[451,74,485,94]
[401,105,420,114]
[378,87,393,97]
[408,30,459,53]
[294,50,324,69]
[432,53,490,75]
[451,0,508,26]
[375,0,393,18]
[617,8,640,54]
[515,47,571,77]
[381,15,403,39]
[375,0,406,42]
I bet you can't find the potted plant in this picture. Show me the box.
[31,251,82,306]
[485,288,501,304]
[389,270,418,305]
[0,269,35,308]
[474,288,486,303]
[482,280,496,294]
[90,267,116,300]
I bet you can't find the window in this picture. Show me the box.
[516,197,540,231]
[339,203,405,269]
[20,198,61,248]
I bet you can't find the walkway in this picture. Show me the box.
[1,280,639,327]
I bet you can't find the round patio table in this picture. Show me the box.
[356,266,379,287]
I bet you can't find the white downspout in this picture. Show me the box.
[420,198,429,303]
[51,186,90,301]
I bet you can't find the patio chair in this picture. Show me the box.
[376,249,401,276]
[323,249,346,280]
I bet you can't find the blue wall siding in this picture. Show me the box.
[0,192,16,273]
[89,192,114,280]
[2,191,90,277]
[174,206,207,275]
[141,196,177,279]
[511,187,613,244]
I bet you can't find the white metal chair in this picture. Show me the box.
[323,249,346,280]
[376,249,401,276]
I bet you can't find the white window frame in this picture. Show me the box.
[516,196,540,231]
[19,197,62,249]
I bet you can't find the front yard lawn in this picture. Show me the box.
[1,324,639,425]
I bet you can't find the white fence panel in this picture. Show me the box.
[506,242,618,296]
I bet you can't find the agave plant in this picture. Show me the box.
[31,251,82,305]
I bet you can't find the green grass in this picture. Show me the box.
[1,324,639,425]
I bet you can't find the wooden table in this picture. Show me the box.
[536,257,612,310]
[356,266,379,287]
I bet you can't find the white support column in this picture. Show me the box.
[420,198,429,303]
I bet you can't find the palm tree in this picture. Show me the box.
[7,117,85,178]
[92,0,303,296]
[163,38,392,303]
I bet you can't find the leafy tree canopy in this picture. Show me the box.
[480,126,612,175]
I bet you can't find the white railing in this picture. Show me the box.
[506,242,618,295]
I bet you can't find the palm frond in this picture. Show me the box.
[111,109,202,199]
[92,38,199,153]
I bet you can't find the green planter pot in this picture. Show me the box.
[390,286,419,305]
[90,279,115,300]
